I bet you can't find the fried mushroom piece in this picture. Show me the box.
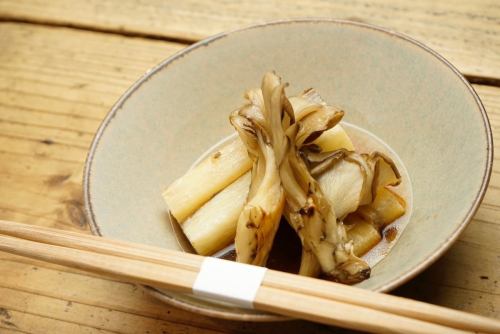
[229,74,287,266]
[232,72,391,285]
[281,124,371,284]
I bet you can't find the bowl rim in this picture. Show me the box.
[83,18,493,322]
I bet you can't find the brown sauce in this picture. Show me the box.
[344,123,412,267]
[384,226,398,242]
[218,218,302,273]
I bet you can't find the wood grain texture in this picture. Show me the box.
[4,223,497,334]
[0,21,498,333]
[0,23,184,232]
[0,0,499,79]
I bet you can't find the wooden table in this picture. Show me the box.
[0,1,498,333]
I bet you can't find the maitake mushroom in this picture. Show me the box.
[229,74,288,266]
[231,72,371,283]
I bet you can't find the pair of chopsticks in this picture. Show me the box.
[0,220,498,334]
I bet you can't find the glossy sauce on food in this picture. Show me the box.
[179,122,413,273]
[344,123,413,267]
[216,219,301,273]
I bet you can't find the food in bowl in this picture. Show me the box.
[163,72,408,284]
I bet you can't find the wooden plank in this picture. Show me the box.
[0,23,184,231]
[0,259,340,334]
[0,287,224,334]
[0,308,116,334]
[0,1,500,79]
[471,85,500,230]
[398,236,500,318]
[0,22,499,332]
[0,327,31,334]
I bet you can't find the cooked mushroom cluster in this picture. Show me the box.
[163,72,406,284]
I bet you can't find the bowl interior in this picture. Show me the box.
[85,20,491,320]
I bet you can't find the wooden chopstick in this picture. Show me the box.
[262,272,499,333]
[0,220,496,333]
[0,220,498,334]
[0,219,203,271]
[0,233,464,334]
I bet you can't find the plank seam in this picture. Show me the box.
[0,306,121,334]
[2,17,500,88]
[0,17,196,44]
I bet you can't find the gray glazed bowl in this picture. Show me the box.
[84,19,492,321]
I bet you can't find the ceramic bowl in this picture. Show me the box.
[84,19,492,321]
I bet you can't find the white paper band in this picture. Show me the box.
[192,257,267,309]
